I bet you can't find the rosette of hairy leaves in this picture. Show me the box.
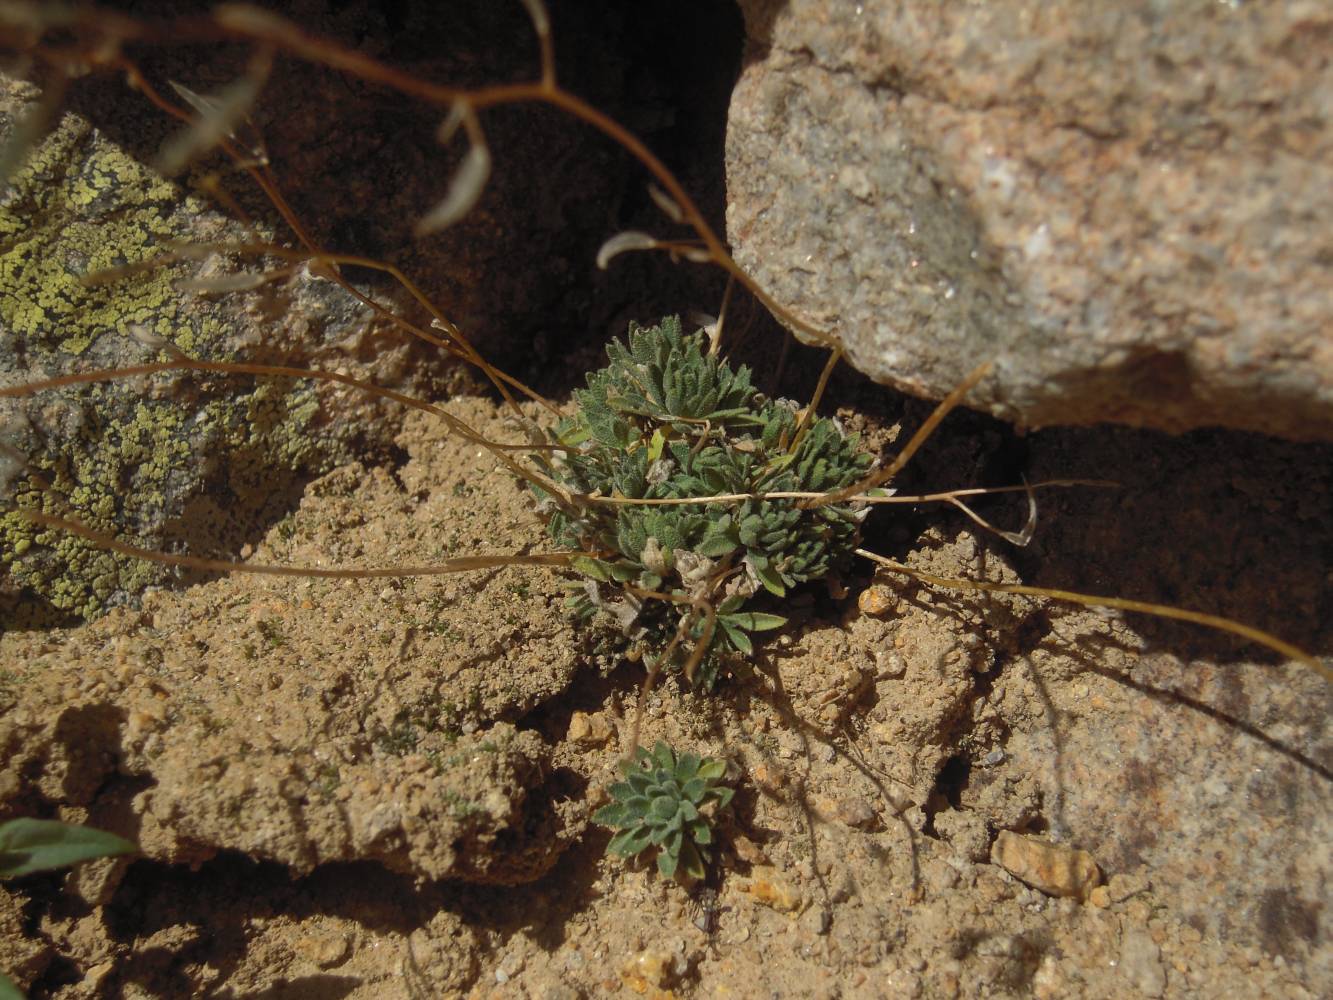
[593,742,733,881]
[536,317,873,686]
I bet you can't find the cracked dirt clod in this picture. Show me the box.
[0,399,582,885]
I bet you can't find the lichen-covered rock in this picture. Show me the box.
[727,0,1333,440]
[0,75,388,624]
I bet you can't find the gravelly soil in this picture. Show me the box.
[2,394,1328,999]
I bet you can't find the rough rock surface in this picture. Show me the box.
[726,0,1333,440]
[0,74,399,623]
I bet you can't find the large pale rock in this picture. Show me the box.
[727,0,1333,439]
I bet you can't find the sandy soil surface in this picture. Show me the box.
[2,393,1328,999]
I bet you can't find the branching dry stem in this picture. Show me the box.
[855,549,1330,683]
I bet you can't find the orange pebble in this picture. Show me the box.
[857,585,896,615]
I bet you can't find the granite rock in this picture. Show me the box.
[726,0,1333,439]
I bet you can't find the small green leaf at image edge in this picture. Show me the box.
[0,819,136,879]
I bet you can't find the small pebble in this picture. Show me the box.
[991,830,1101,901]
[567,710,613,746]
[875,649,906,678]
[620,948,674,990]
[743,865,804,912]
[857,586,896,615]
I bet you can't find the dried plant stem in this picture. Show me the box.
[582,480,1115,508]
[855,549,1330,684]
[787,345,843,453]
[10,508,575,580]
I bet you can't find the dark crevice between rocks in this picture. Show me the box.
[60,0,748,398]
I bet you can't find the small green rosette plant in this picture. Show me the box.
[593,742,733,882]
[537,316,873,686]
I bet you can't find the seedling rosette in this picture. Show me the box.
[593,742,733,882]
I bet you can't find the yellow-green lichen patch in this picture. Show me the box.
[0,98,367,622]
[1,377,354,620]
[0,110,216,357]
[236,381,323,469]
[1,393,194,619]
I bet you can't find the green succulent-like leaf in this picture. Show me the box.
[592,802,631,827]
[723,611,788,633]
[650,741,675,771]
[749,556,787,597]
[608,826,654,858]
[697,758,726,781]
[719,621,752,655]
[571,556,614,582]
[676,839,706,881]
[674,752,701,783]
[0,819,135,879]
